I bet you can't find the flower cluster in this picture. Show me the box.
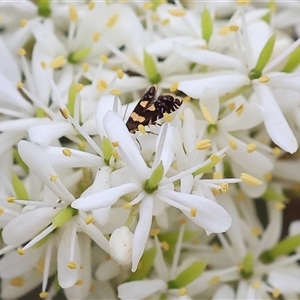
[1,1,300,299]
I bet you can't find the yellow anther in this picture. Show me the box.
[251,227,262,237]
[69,5,78,22]
[17,248,25,255]
[7,196,16,203]
[228,103,235,110]
[170,82,178,92]
[117,69,124,79]
[258,76,270,83]
[111,141,119,147]
[236,191,246,201]
[210,154,220,163]
[17,81,24,88]
[36,259,45,274]
[161,18,170,26]
[229,25,239,32]
[275,202,286,211]
[97,79,108,91]
[208,276,220,285]
[237,0,251,5]
[235,104,244,116]
[163,112,172,122]
[85,216,94,224]
[0,208,4,216]
[60,108,69,119]
[106,14,119,28]
[195,139,211,150]
[272,289,281,299]
[62,148,72,157]
[41,61,47,69]
[213,172,223,179]
[240,173,262,185]
[273,147,281,156]
[39,292,49,299]
[138,124,146,134]
[229,138,238,150]
[129,55,142,66]
[100,54,108,63]
[161,241,170,251]
[178,287,187,296]
[82,63,89,72]
[112,150,119,159]
[212,242,222,252]
[151,15,160,22]
[183,96,191,102]
[50,175,58,182]
[190,207,197,217]
[76,83,84,93]
[110,89,121,95]
[67,262,77,269]
[200,104,215,124]
[168,9,186,17]
[88,1,95,10]
[218,26,230,35]
[179,218,187,225]
[50,56,66,69]
[18,48,26,56]
[212,188,220,195]
[75,279,83,285]
[251,281,261,289]
[20,19,27,27]
[264,172,272,181]
[247,143,257,153]
[10,277,25,287]
[93,32,101,42]
[79,141,86,150]
[142,2,153,10]
[123,203,132,209]
[221,182,229,193]
[150,228,160,236]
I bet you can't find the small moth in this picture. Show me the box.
[126,85,182,133]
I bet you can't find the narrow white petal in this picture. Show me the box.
[18,140,75,202]
[131,195,153,272]
[0,118,48,132]
[104,111,149,181]
[72,183,139,211]
[179,74,250,99]
[253,81,298,153]
[159,190,232,233]
[96,259,120,281]
[57,221,80,289]
[2,207,57,246]
[118,279,167,300]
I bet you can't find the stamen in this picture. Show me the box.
[229,25,239,32]
[50,175,58,182]
[17,248,25,255]
[82,63,89,72]
[208,276,220,285]
[0,208,3,216]
[178,287,187,296]
[201,104,215,124]
[251,227,262,237]
[62,148,72,157]
[235,104,244,116]
[258,76,270,83]
[106,14,119,28]
[100,54,108,63]
[110,89,121,95]
[195,139,211,150]
[170,82,178,92]
[150,228,160,236]
[117,69,124,79]
[183,96,191,102]
[20,19,27,27]
[41,61,47,69]
[161,241,169,251]
[138,124,146,134]
[163,112,172,122]
[18,48,26,56]
[273,147,281,156]
[218,26,230,35]
[69,5,78,22]
[237,0,251,5]
[247,143,256,153]
[75,279,83,285]
[67,261,77,269]
[240,173,262,185]
[213,172,223,179]
[10,277,24,287]
[88,1,95,10]
[190,207,197,217]
[85,216,94,224]
[123,203,132,209]
[112,141,119,147]
[7,196,16,203]
[221,182,229,193]
[228,138,238,150]
[161,18,170,26]
[264,172,272,181]
[39,292,49,299]
[76,84,84,93]
[272,289,281,299]
[50,56,66,69]
[251,281,261,289]
[168,9,186,17]
[142,2,153,10]
[97,79,108,91]
[17,81,24,88]
[210,154,220,163]
[275,202,285,211]
[93,32,100,42]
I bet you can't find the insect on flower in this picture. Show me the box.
[126,85,182,133]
